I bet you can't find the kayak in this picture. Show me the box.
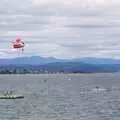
[0,95,24,99]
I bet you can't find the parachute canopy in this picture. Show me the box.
[12,36,25,51]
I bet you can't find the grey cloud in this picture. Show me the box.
[0,0,120,58]
[64,24,118,28]
[0,14,51,31]
[0,0,111,18]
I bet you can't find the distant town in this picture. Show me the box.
[0,64,119,74]
[0,66,90,74]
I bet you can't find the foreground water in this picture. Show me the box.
[0,73,120,120]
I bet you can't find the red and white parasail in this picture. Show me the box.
[12,36,25,51]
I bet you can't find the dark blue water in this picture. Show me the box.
[0,73,120,120]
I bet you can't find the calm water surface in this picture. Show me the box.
[0,73,120,120]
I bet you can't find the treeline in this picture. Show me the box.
[0,67,92,74]
[0,65,118,74]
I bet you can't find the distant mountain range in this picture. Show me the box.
[0,56,120,65]
[0,56,66,65]
[0,56,120,73]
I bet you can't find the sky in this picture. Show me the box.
[0,0,120,59]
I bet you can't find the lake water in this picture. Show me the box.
[0,73,120,120]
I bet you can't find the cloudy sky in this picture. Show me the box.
[0,0,120,59]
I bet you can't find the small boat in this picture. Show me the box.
[0,95,24,99]
[0,91,24,99]
[92,86,107,93]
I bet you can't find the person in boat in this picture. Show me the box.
[9,90,13,95]
[95,86,100,89]
[4,90,13,96]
